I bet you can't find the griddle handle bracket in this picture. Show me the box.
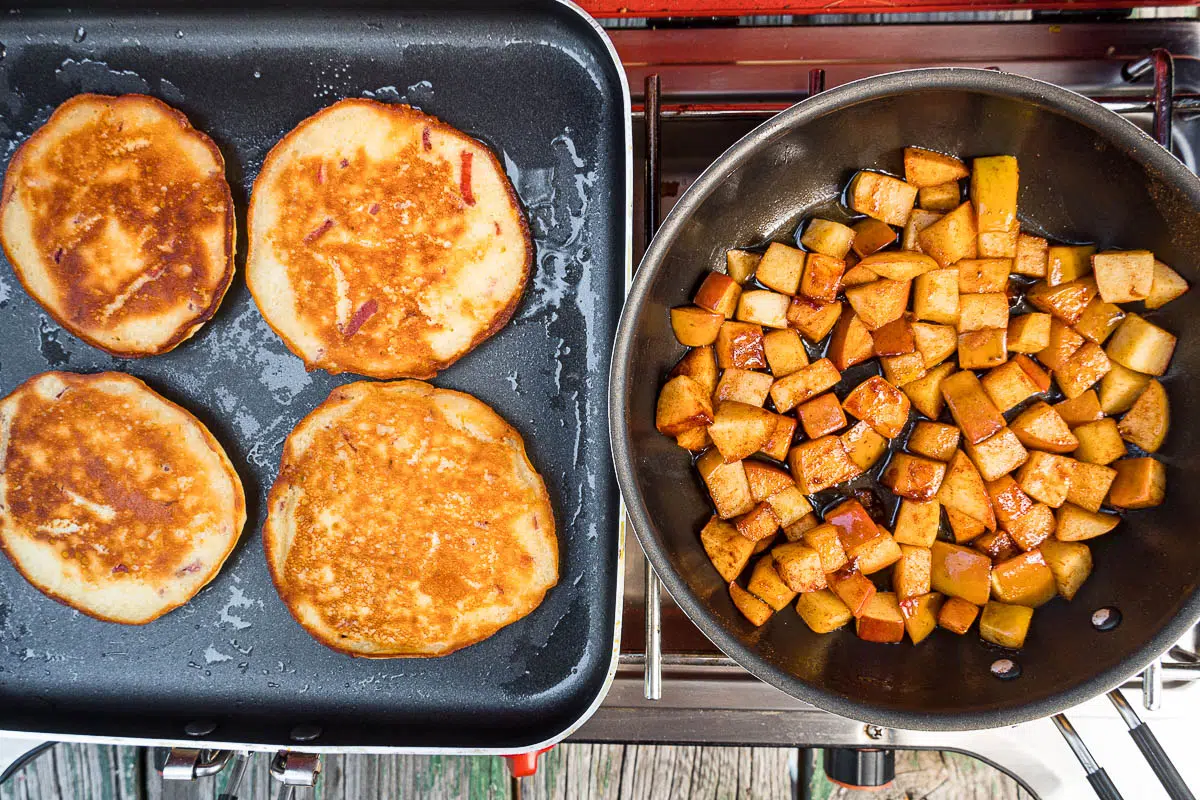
[1108,688,1195,800]
[160,748,234,781]
[1053,713,1125,800]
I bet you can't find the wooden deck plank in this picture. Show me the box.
[3,742,1034,799]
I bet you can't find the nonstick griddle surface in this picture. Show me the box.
[0,3,626,751]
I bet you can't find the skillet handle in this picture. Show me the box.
[1086,769,1124,800]
[1108,689,1195,800]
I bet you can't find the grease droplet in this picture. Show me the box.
[991,658,1021,680]
[253,69,262,79]
[1092,607,1122,631]
[175,30,184,39]
[73,26,86,43]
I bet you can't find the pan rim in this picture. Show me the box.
[609,66,1200,731]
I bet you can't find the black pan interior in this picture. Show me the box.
[0,3,626,749]
[612,69,1200,730]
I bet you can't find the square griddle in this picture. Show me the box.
[0,0,629,752]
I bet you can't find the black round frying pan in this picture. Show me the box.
[609,69,1200,732]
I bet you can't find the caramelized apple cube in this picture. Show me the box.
[729,580,773,626]
[941,370,1004,444]
[990,550,1056,607]
[713,367,774,407]
[656,375,713,436]
[902,209,943,252]
[905,147,969,187]
[913,268,960,324]
[760,414,797,462]
[958,258,1011,294]
[959,293,1010,336]
[973,528,1022,563]
[786,297,843,342]
[1074,298,1125,346]
[1014,233,1049,278]
[847,530,904,575]
[671,306,725,346]
[930,541,992,605]
[893,498,942,547]
[802,523,849,573]
[788,435,860,493]
[735,501,780,543]
[700,516,755,581]
[1117,379,1168,453]
[1098,362,1150,415]
[845,279,911,331]
[1027,277,1098,326]
[755,242,806,295]
[726,249,761,284]
[827,308,876,371]
[919,201,978,268]
[856,591,906,643]
[801,253,846,303]
[871,315,916,356]
[900,592,946,644]
[1056,342,1112,400]
[710,401,778,462]
[1065,460,1116,513]
[894,544,932,599]
[963,427,1028,482]
[1055,390,1104,428]
[743,461,794,502]
[762,328,810,378]
[765,485,813,527]
[912,321,957,366]
[938,596,980,634]
[828,567,877,618]
[716,321,767,369]
[1092,250,1153,303]
[736,290,791,329]
[850,171,917,226]
[980,360,1042,413]
[743,556,796,611]
[1106,314,1176,376]
[797,392,848,439]
[676,426,712,452]
[882,453,947,501]
[840,421,889,473]
[985,475,1034,528]
[795,589,854,633]
[1010,402,1078,454]
[1015,450,1073,507]
[1005,502,1055,551]
[1038,538,1093,600]
[1047,245,1096,287]
[903,362,955,420]
[823,498,880,551]
[697,449,755,519]
[946,505,987,543]
[907,421,961,461]
[1107,457,1165,509]
[695,271,743,317]
[1145,259,1189,309]
[842,263,877,287]
[937,450,997,530]
[843,376,912,439]
[971,155,1018,252]
[851,217,897,257]
[1055,503,1120,542]
[783,512,821,541]
[859,251,938,281]
[958,329,1008,370]
[1007,313,1051,354]
[1073,418,1126,466]
[918,182,961,212]
[880,352,928,388]
[769,358,841,413]
[771,542,827,593]
[801,218,856,259]
[980,601,1034,648]
[670,345,719,396]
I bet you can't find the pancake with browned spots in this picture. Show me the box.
[0,94,235,356]
[246,99,532,379]
[263,380,557,657]
[0,372,245,624]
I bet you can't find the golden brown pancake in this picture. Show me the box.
[246,99,532,379]
[0,371,245,624]
[0,94,235,356]
[264,380,557,657]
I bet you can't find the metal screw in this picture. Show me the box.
[184,719,217,737]
[863,724,884,740]
[289,724,322,742]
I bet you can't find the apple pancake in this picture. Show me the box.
[0,371,245,624]
[264,380,557,657]
[246,99,531,379]
[0,94,235,356]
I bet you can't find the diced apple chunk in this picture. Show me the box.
[1145,259,1189,309]
[802,524,849,573]
[726,249,761,284]
[755,242,805,295]
[766,485,813,527]
[827,568,877,618]
[1014,234,1049,278]
[971,156,1018,256]
[881,352,927,388]
[900,592,946,644]
[941,370,1004,444]
[709,401,778,462]
[698,449,755,519]
[912,322,957,366]
[795,589,854,633]
[827,308,876,371]
[671,306,725,346]
[850,171,918,226]
[845,279,911,330]
[963,427,1028,482]
[1039,538,1093,600]
[737,289,791,329]
[1007,313,1051,353]
[913,268,960,324]
[871,315,916,356]
[1092,250,1153,303]
[1016,450,1074,508]
[1074,298,1125,345]
[1107,457,1165,509]
[893,498,942,547]
[796,392,848,439]
[1005,502,1055,551]
[700,516,755,581]
[787,297,842,342]
[980,601,1033,648]
[746,556,796,610]
[919,182,961,212]
[801,253,846,303]
[946,505,987,543]
[882,453,947,501]
[859,251,938,281]
[958,292,1009,332]
[974,528,1021,562]
[735,502,780,542]
[840,421,889,473]
[930,541,992,605]
[1055,391,1104,428]
[716,321,767,369]
[801,219,856,259]
[937,450,997,530]
[851,218,897,257]
[907,421,960,461]
[762,328,810,378]
[856,591,906,643]
[656,375,713,436]
[1055,503,1120,541]
[985,475,1034,528]
[771,542,827,593]
[1106,315,1177,377]
[957,258,1011,293]
[1118,379,1168,452]
[1098,363,1150,415]
[713,367,774,407]
[919,201,978,268]
[1010,402,1079,454]
[1065,460,1116,514]
[1047,245,1096,287]
[1056,342,1112,400]
[1027,277,1097,326]
[903,362,955,420]
[1073,418,1126,466]
[743,461,794,502]
[847,530,904,575]
[905,147,969,187]
[938,596,980,634]
[729,581,773,626]
[980,359,1041,413]
[902,209,942,252]
[769,358,841,412]
[760,414,797,462]
[788,435,860,493]
[894,544,932,599]
[695,271,743,317]
[843,376,912,438]
[958,329,1007,370]
[990,550,1056,607]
